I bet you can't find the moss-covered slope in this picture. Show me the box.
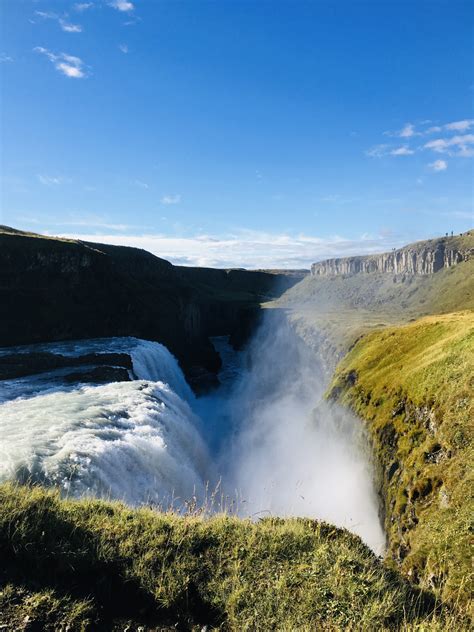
[0,483,447,631]
[329,311,474,611]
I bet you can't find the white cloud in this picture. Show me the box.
[424,134,474,156]
[366,144,414,158]
[49,229,406,269]
[34,10,82,33]
[384,123,418,138]
[74,2,94,10]
[35,10,57,19]
[0,53,13,62]
[59,19,82,33]
[37,175,67,186]
[34,47,88,78]
[390,146,415,156]
[398,123,416,138]
[425,125,442,133]
[119,44,129,53]
[108,0,135,11]
[365,144,389,158]
[161,194,181,205]
[444,119,474,132]
[428,160,448,172]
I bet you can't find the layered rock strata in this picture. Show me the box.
[311,234,473,276]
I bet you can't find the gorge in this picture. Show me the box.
[0,226,472,629]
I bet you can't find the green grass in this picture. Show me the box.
[2,483,466,631]
[328,311,474,615]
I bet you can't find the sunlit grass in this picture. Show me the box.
[2,482,468,630]
[329,310,474,616]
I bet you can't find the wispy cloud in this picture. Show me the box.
[161,194,181,205]
[74,2,94,11]
[424,134,474,157]
[34,47,88,78]
[384,122,418,138]
[34,10,57,20]
[34,10,82,33]
[390,146,415,156]
[134,180,149,189]
[425,120,474,134]
[365,144,389,158]
[49,229,407,269]
[438,119,473,133]
[428,159,448,172]
[119,44,129,53]
[108,0,135,12]
[37,175,69,186]
[0,53,13,63]
[59,19,82,33]
[366,144,414,158]
[370,118,474,160]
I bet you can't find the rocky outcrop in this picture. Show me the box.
[311,233,474,277]
[0,352,133,380]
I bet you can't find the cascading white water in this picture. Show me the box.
[0,326,385,553]
[0,338,208,506]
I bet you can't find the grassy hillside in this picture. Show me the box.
[273,244,474,369]
[328,311,474,613]
[0,483,462,631]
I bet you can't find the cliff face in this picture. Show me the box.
[0,227,302,385]
[311,233,474,277]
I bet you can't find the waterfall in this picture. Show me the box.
[0,338,208,506]
[0,328,385,553]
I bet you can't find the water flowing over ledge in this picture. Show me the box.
[0,323,385,554]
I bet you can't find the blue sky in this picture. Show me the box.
[1,0,473,268]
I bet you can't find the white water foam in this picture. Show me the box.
[0,338,204,505]
[0,330,385,553]
[0,380,209,505]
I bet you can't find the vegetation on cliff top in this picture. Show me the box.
[1,483,460,631]
[329,311,474,614]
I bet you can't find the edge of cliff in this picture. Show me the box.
[0,225,305,387]
[311,231,474,277]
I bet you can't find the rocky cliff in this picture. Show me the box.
[311,232,474,277]
[0,226,305,387]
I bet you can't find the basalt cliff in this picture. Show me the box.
[311,233,473,277]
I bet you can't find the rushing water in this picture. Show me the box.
[0,322,385,553]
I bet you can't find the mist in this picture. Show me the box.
[197,311,385,554]
[0,318,386,555]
